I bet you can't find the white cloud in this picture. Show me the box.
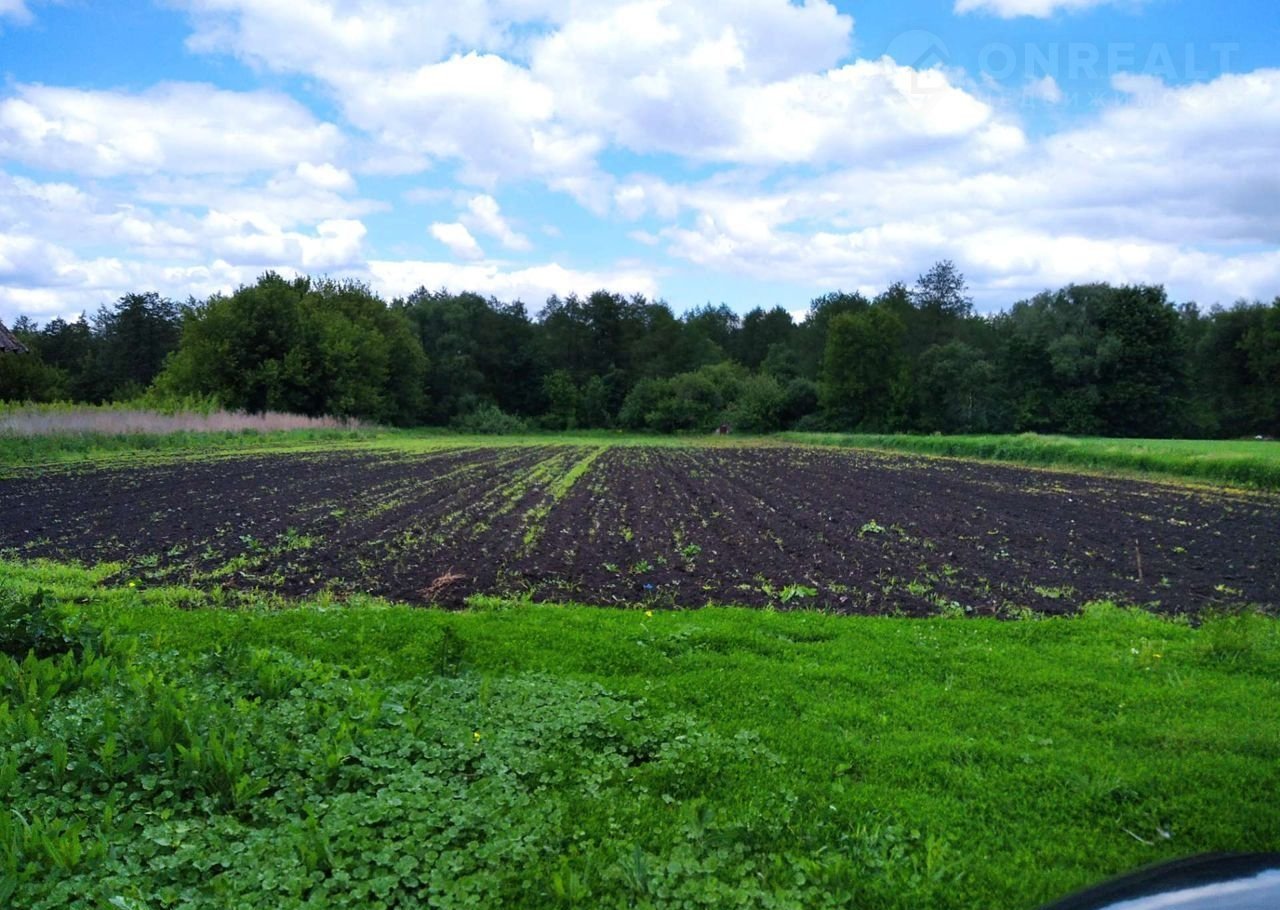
[295,162,355,192]
[202,214,367,270]
[178,0,512,77]
[462,194,531,251]
[530,5,1015,168]
[0,0,31,24]
[0,83,345,177]
[3,2,1279,322]
[954,0,1136,18]
[429,222,485,260]
[633,69,1280,306]
[368,258,659,306]
[1024,75,1064,104]
[173,1,918,184]
[0,231,278,320]
[0,168,372,319]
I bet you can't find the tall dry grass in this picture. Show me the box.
[0,404,361,436]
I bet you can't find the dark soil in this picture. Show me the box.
[1,445,1276,616]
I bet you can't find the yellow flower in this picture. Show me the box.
[644,610,653,618]
[473,731,482,742]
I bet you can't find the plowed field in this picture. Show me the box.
[3,445,1276,615]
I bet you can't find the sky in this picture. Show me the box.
[0,0,1277,323]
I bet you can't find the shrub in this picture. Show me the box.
[725,374,785,433]
[451,404,529,435]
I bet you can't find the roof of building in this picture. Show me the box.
[0,320,28,354]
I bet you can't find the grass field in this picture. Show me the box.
[785,432,1280,490]
[2,560,1278,909]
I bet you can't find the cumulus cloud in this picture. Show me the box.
[430,222,485,260]
[3,1,1279,321]
[636,69,1280,305]
[1024,75,1065,104]
[171,0,932,185]
[0,258,291,321]
[462,195,531,251]
[202,214,367,270]
[133,172,377,230]
[178,0,513,77]
[0,83,345,177]
[367,258,659,307]
[295,162,355,192]
[0,168,372,318]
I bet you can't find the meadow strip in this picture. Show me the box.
[783,432,1280,490]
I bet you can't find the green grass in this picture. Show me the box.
[784,432,1280,490]
[3,559,1277,909]
[0,427,386,474]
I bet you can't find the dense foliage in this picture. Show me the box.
[1,563,1277,909]
[4,263,1278,437]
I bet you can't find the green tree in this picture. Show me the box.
[0,350,68,402]
[400,290,540,422]
[1240,298,1280,435]
[735,307,795,370]
[542,370,580,430]
[911,260,973,318]
[796,291,869,378]
[682,304,740,361]
[159,273,426,424]
[915,341,1001,433]
[78,293,182,401]
[1092,285,1187,437]
[617,364,744,433]
[819,307,906,429]
[779,377,819,428]
[996,286,1104,434]
[578,375,611,428]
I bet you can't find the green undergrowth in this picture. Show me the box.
[784,432,1280,490]
[2,560,1278,909]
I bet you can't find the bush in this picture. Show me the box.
[451,404,529,435]
[780,378,820,428]
[617,365,745,433]
[0,586,97,659]
[725,374,785,433]
[617,378,666,430]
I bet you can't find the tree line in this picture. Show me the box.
[2,264,1277,438]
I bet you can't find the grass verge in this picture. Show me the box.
[784,432,1280,490]
[2,559,1277,909]
[0,427,384,474]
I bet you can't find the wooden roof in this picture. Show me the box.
[0,320,27,354]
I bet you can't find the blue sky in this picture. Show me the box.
[1,0,1278,322]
